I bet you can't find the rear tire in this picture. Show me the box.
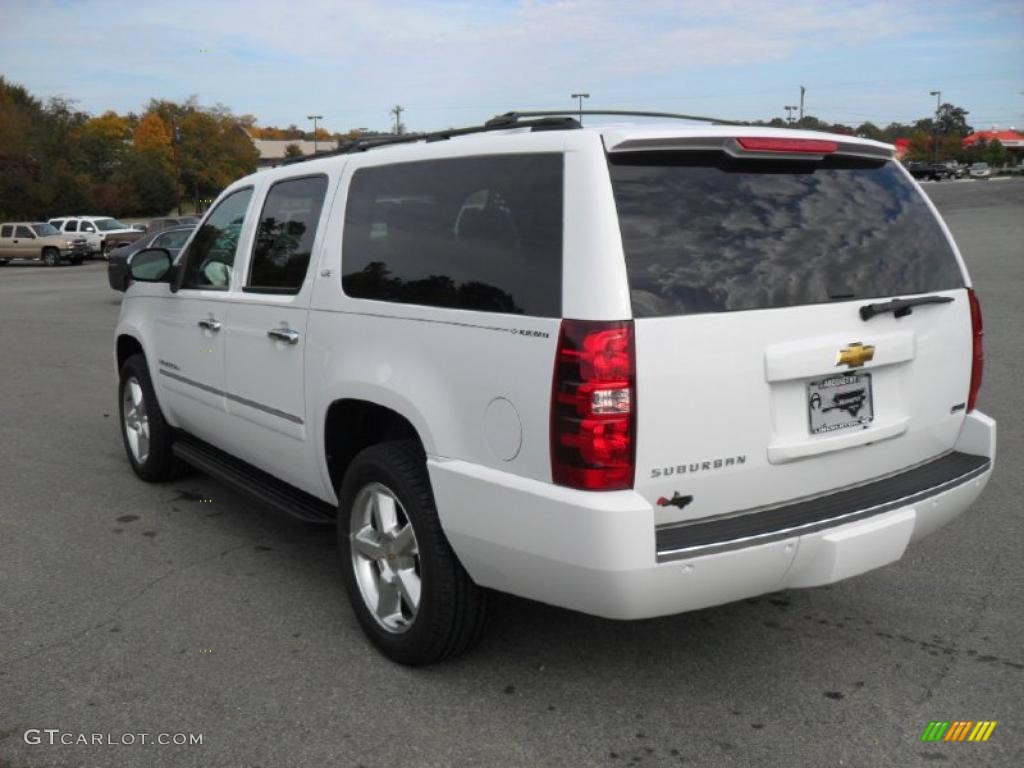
[42,248,60,267]
[118,353,185,482]
[338,440,487,665]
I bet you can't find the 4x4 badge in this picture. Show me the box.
[837,342,875,368]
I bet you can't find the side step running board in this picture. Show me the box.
[172,435,336,525]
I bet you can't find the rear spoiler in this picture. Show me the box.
[607,136,894,162]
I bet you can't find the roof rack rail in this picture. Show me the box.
[280,114,580,165]
[488,109,743,126]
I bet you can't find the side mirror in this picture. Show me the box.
[130,248,174,283]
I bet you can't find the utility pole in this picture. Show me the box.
[799,85,806,121]
[571,92,590,125]
[929,90,941,163]
[390,105,404,135]
[785,105,798,124]
[307,114,323,155]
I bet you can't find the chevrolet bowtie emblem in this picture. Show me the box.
[837,342,875,368]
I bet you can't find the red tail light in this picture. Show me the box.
[736,137,838,154]
[967,288,984,412]
[551,320,636,490]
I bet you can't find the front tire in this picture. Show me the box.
[118,353,183,481]
[42,247,60,266]
[338,440,487,665]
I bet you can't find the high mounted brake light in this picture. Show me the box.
[551,320,636,491]
[736,137,838,154]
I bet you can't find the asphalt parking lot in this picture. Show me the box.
[1,179,1022,768]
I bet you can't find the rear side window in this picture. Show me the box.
[64,221,78,232]
[609,153,964,317]
[342,153,563,316]
[247,175,327,293]
[0,225,12,238]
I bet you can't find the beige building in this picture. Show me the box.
[251,138,340,167]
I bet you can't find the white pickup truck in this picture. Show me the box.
[49,215,144,258]
[113,114,995,664]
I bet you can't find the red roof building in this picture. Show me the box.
[962,129,1024,149]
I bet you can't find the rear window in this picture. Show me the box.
[342,153,563,316]
[609,152,964,317]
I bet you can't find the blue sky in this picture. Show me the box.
[2,0,1021,133]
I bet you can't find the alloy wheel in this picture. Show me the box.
[121,376,150,464]
[349,482,422,633]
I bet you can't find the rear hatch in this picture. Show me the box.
[606,132,974,526]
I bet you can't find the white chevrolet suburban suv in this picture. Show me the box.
[114,112,995,665]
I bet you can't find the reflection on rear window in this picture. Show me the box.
[609,153,964,317]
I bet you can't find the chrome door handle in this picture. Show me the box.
[197,318,221,332]
[267,328,300,344]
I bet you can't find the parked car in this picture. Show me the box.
[47,216,146,259]
[969,162,992,179]
[904,161,953,181]
[0,221,90,266]
[108,225,196,291]
[114,117,994,665]
[944,161,967,179]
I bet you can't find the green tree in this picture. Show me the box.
[855,122,884,141]
[284,143,303,159]
[984,139,1007,168]
[936,103,972,136]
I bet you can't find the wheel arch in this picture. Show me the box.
[323,398,429,495]
[116,333,146,372]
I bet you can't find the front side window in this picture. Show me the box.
[247,175,327,293]
[153,229,193,250]
[80,222,95,233]
[180,188,254,290]
[15,226,33,238]
[342,153,563,316]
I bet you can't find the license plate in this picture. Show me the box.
[808,373,873,435]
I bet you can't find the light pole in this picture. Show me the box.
[571,92,590,125]
[929,91,941,163]
[799,85,806,121]
[307,114,323,155]
[785,105,798,124]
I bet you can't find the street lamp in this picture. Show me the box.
[307,114,323,155]
[571,92,590,125]
[929,91,941,163]
[785,105,799,124]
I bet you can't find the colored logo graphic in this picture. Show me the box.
[920,721,997,742]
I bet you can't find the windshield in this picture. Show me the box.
[94,218,129,231]
[31,223,59,236]
[971,163,988,169]
[609,152,964,317]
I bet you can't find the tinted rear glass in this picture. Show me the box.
[342,154,563,316]
[609,153,964,317]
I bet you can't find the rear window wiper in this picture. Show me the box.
[859,294,954,321]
